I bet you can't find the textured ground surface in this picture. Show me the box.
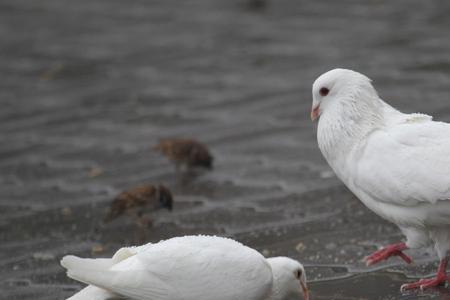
[2,0,450,299]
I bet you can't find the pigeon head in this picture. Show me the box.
[267,257,308,300]
[311,68,378,121]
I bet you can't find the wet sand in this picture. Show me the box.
[2,0,450,299]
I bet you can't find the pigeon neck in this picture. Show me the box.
[317,94,385,170]
[267,273,284,300]
[267,269,299,300]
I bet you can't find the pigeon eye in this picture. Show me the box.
[295,270,302,279]
[319,87,329,96]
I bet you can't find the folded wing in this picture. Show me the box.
[354,119,450,207]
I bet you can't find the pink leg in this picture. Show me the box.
[364,242,413,266]
[400,258,449,291]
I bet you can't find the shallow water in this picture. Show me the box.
[1,0,450,299]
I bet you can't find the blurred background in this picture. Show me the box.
[2,0,450,299]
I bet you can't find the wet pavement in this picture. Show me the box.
[2,0,450,299]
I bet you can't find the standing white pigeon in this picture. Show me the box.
[311,68,450,291]
[61,235,309,300]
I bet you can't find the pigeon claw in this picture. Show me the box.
[400,258,449,292]
[400,275,448,292]
[364,242,412,266]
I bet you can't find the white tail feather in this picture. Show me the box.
[61,255,115,271]
[66,285,116,300]
[61,252,168,300]
[61,255,119,300]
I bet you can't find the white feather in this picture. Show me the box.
[65,285,115,300]
[62,244,153,300]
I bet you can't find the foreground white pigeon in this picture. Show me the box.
[311,68,450,291]
[61,235,309,300]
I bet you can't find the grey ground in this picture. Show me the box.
[2,0,450,299]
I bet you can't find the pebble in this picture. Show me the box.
[325,242,337,250]
[91,244,105,254]
[319,170,335,179]
[295,242,306,252]
[61,207,72,216]
[88,167,104,178]
[33,252,55,261]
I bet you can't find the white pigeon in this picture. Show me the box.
[61,235,309,300]
[311,68,450,291]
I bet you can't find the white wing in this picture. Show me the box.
[353,117,450,206]
[62,236,273,300]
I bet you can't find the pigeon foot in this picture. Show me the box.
[364,242,412,266]
[400,259,448,291]
[400,275,448,291]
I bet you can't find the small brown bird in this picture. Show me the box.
[154,138,213,170]
[104,184,173,225]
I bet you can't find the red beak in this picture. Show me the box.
[311,104,320,121]
[300,279,309,300]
